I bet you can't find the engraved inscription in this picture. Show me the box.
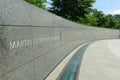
[9,36,59,50]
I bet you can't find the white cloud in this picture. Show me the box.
[111,10,120,15]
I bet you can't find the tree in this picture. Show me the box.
[80,9,106,27]
[24,0,47,9]
[50,0,96,21]
[113,14,120,29]
[92,9,106,27]
[83,13,97,26]
[103,15,116,28]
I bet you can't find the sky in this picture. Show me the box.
[93,0,120,15]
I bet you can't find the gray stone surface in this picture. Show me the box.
[0,0,119,80]
[79,40,120,80]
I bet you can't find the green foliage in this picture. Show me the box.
[24,0,120,29]
[50,0,96,21]
[49,0,120,29]
[113,14,120,29]
[79,9,105,27]
[24,0,47,9]
[103,15,116,28]
[80,9,120,29]
[84,14,97,26]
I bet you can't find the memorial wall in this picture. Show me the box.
[0,0,119,80]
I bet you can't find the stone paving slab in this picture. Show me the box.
[79,39,120,80]
[45,43,89,80]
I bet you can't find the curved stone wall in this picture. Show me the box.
[0,0,119,80]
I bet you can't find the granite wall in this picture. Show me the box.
[0,0,119,80]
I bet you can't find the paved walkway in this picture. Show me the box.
[45,42,89,80]
[79,39,120,80]
[46,39,120,80]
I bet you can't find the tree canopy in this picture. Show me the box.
[49,0,120,29]
[24,0,120,29]
[24,0,47,9]
[50,0,96,21]
[81,9,120,29]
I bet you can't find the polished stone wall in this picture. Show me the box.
[0,0,119,80]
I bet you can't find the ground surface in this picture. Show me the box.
[46,39,120,80]
[79,39,120,80]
